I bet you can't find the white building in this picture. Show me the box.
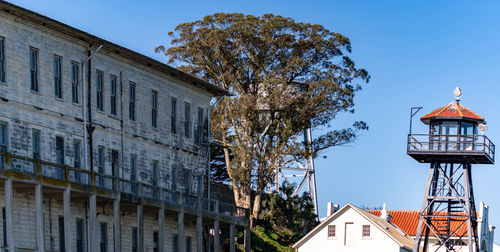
[293,203,414,252]
[295,202,496,252]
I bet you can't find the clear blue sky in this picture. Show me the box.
[10,0,500,241]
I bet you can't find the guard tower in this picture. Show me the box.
[408,89,495,252]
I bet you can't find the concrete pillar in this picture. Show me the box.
[4,179,14,251]
[35,184,44,252]
[214,201,220,252]
[244,226,251,252]
[196,216,203,252]
[177,211,185,252]
[137,204,143,252]
[63,187,72,252]
[113,197,121,252]
[158,207,165,252]
[213,219,220,252]
[89,194,97,252]
[229,223,235,252]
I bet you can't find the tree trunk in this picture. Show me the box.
[251,191,262,229]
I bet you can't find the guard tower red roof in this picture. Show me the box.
[420,101,484,124]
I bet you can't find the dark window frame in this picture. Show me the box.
[171,98,177,134]
[96,71,104,111]
[0,37,5,83]
[129,83,136,121]
[362,225,370,238]
[196,107,203,143]
[54,56,62,99]
[58,216,65,252]
[184,103,191,139]
[100,222,107,252]
[110,75,117,115]
[32,129,40,160]
[71,62,79,103]
[76,218,84,252]
[30,47,39,92]
[327,225,336,238]
[151,90,158,128]
[0,122,7,169]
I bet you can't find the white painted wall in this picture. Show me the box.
[297,208,408,252]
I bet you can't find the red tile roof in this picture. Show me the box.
[366,210,473,237]
[420,102,484,124]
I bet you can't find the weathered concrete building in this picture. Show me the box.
[0,1,248,251]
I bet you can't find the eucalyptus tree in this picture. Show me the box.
[156,13,369,227]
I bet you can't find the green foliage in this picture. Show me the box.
[235,226,295,252]
[157,13,369,220]
[261,182,319,235]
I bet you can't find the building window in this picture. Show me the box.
[73,140,81,182]
[173,234,178,252]
[362,225,370,238]
[76,218,84,252]
[153,231,159,252]
[59,216,65,252]
[96,71,104,111]
[110,76,117,115]
[129,83,136,121]
[54,56,62,99]
[100,222,107,252]
[186,236,192,252]
[32,130,40,160]
[111,150,118,179]
[328,225,336,238]
[97,146,105,187]
[0,37,5,83]
[30,48,39,92]
[152,160,158,186]
[171,167,177,191]
[171,98,177,134]
[56,136,64,179]
[131,155,137,193]
[196,107,203,144]
[72,62,79,103]
[184,103,191,139]
[132,227,138,252]
[0,123,6,169]
[151,91,158,128]
[184,170,191,194]
[73,140,81,169]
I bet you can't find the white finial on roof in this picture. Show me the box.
[381,203,388,220]
[453,87,462,102]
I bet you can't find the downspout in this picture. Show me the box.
[82,44,103,174]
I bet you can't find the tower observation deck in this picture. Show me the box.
[408,89,494,252]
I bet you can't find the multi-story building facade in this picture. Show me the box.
[0,1,248,252]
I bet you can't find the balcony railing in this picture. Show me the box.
[0,151,249,220]
[407,134,495,164]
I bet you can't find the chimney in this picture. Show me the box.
[327,202,339,216]
[380,203,391,222]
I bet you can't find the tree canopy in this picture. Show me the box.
[156,13,369,226]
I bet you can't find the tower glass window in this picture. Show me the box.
[30,48,39,92]
[96,71,104,111]
[54,56,62,98]
[129,83,136,121]
[0,37,4,83]
[110,76,117,115]
[72,62,79,103]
